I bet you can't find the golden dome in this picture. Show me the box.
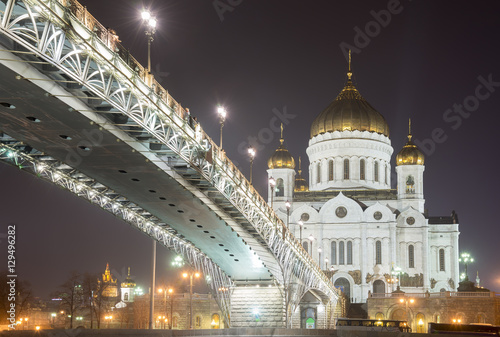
[310,53,389,138]
[268,124,295,169]
[294,157,309,192]
[121,267,136,288]
[396,120,425,166]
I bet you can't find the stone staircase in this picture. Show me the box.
[230,286,285,327]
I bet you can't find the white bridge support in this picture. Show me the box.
[0,0,343,328]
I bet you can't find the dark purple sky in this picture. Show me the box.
[1,0,500,298]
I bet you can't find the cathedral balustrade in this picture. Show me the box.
[369,291,496,298]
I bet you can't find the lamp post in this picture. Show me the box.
[392,266,402,291]
[285,200,291,239]
[248,147,256,184]
[158,287,173,327]
[217,106,226,149]
[168,288,174,329]
[318,247,323,269]
[308,234,315,256]
[325,257,329,271]
[298,220,303,243]
[458,252,474,281]
[141,10,157,74]
[183,272,200,329]
[399,297,415,331]
[269,177,276,208]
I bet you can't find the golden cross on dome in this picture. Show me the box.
[280,123,284,144]
[347,49,353,80]
[408,118,413,141]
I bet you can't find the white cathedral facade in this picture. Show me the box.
[266,64,460,304]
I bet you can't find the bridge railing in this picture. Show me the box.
[37,0,333,293]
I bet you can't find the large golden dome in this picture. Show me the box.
[294,157,309,192]
[396,121,425,166]
[268,125,295,169]
[310,60,389,139]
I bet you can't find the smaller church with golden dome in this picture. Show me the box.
[266,54,459,304]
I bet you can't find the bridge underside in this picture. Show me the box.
[0,58,278,281]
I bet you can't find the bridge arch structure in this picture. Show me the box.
[0,0,343,327]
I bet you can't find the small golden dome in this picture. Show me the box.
[396,120,425,166]
[310,52,389,138]
[268,124,295,169]
[121,267,136,288]
[294,157,309,192]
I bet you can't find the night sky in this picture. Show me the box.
[1,1,500,298]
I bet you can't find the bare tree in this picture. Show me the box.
[81,272,98,328]
[54,271,83,328]
[0,272,33,324]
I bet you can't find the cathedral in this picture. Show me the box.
[266,57,460,303]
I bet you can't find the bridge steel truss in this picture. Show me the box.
[0,0,342,326]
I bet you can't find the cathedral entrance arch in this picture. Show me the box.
[373,279,385,294]
[334,277,351,301]
[301,307,317,329]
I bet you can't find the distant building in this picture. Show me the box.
[120,267,136,303]
[99,263,119,298]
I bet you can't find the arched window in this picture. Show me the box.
[416,313,425,333]
[375,240,382,264]
[339,241,345,265]
[385,164,388,185]
[409,245,415,268]
[302,241,309,254]
[334,278,351,300]
[317,163,321,183]
[375,313,384,320]
[374,161,379,182]
[347,241,353,265]
[477,314,486,323]
[331,241,336,265]
[373,280,385,294]
[211,314,220,329]
[343,159,350,179]
[195,316,202,328]
[276,178,284,197]
[124,292,129,301]
[439,249,445,271]
[360,159,365,180]
[328,160,334,181]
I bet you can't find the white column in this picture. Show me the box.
[422,226,429,290]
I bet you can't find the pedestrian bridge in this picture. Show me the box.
[0,0,342,328]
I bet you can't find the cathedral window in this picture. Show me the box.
[124,292,129,301]
[302,241,309,254]
[408,245,415,268]
[406,175,415,193]
[343,159,350,179]
[276,178,284,197]
[317,163,321,183]
[374,161,379,182]
[360,159,365,180]
[328,160,334,181]
[347,241,353,265]
[339,241,345,265]
[385,164,388,185]
[331,241,337,265]
[439,249,445,271]
[375,240,382,264]
[195,316,201,328]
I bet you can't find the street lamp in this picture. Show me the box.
[458,252,474,281]
[298,220,303,243]
[392,266,402,291]
[159,287,174,329]
[104,315,113,329]
[269,177,276,208]
[248,147,256,184]
[399,297,415,331]
[183,271,200,329]
[141,10,157,74]
[217,106,226,149]
[308,234,315,256]
[285,200,291,239]
[318,247,322,269]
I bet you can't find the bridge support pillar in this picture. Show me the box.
[230,285,284,328]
